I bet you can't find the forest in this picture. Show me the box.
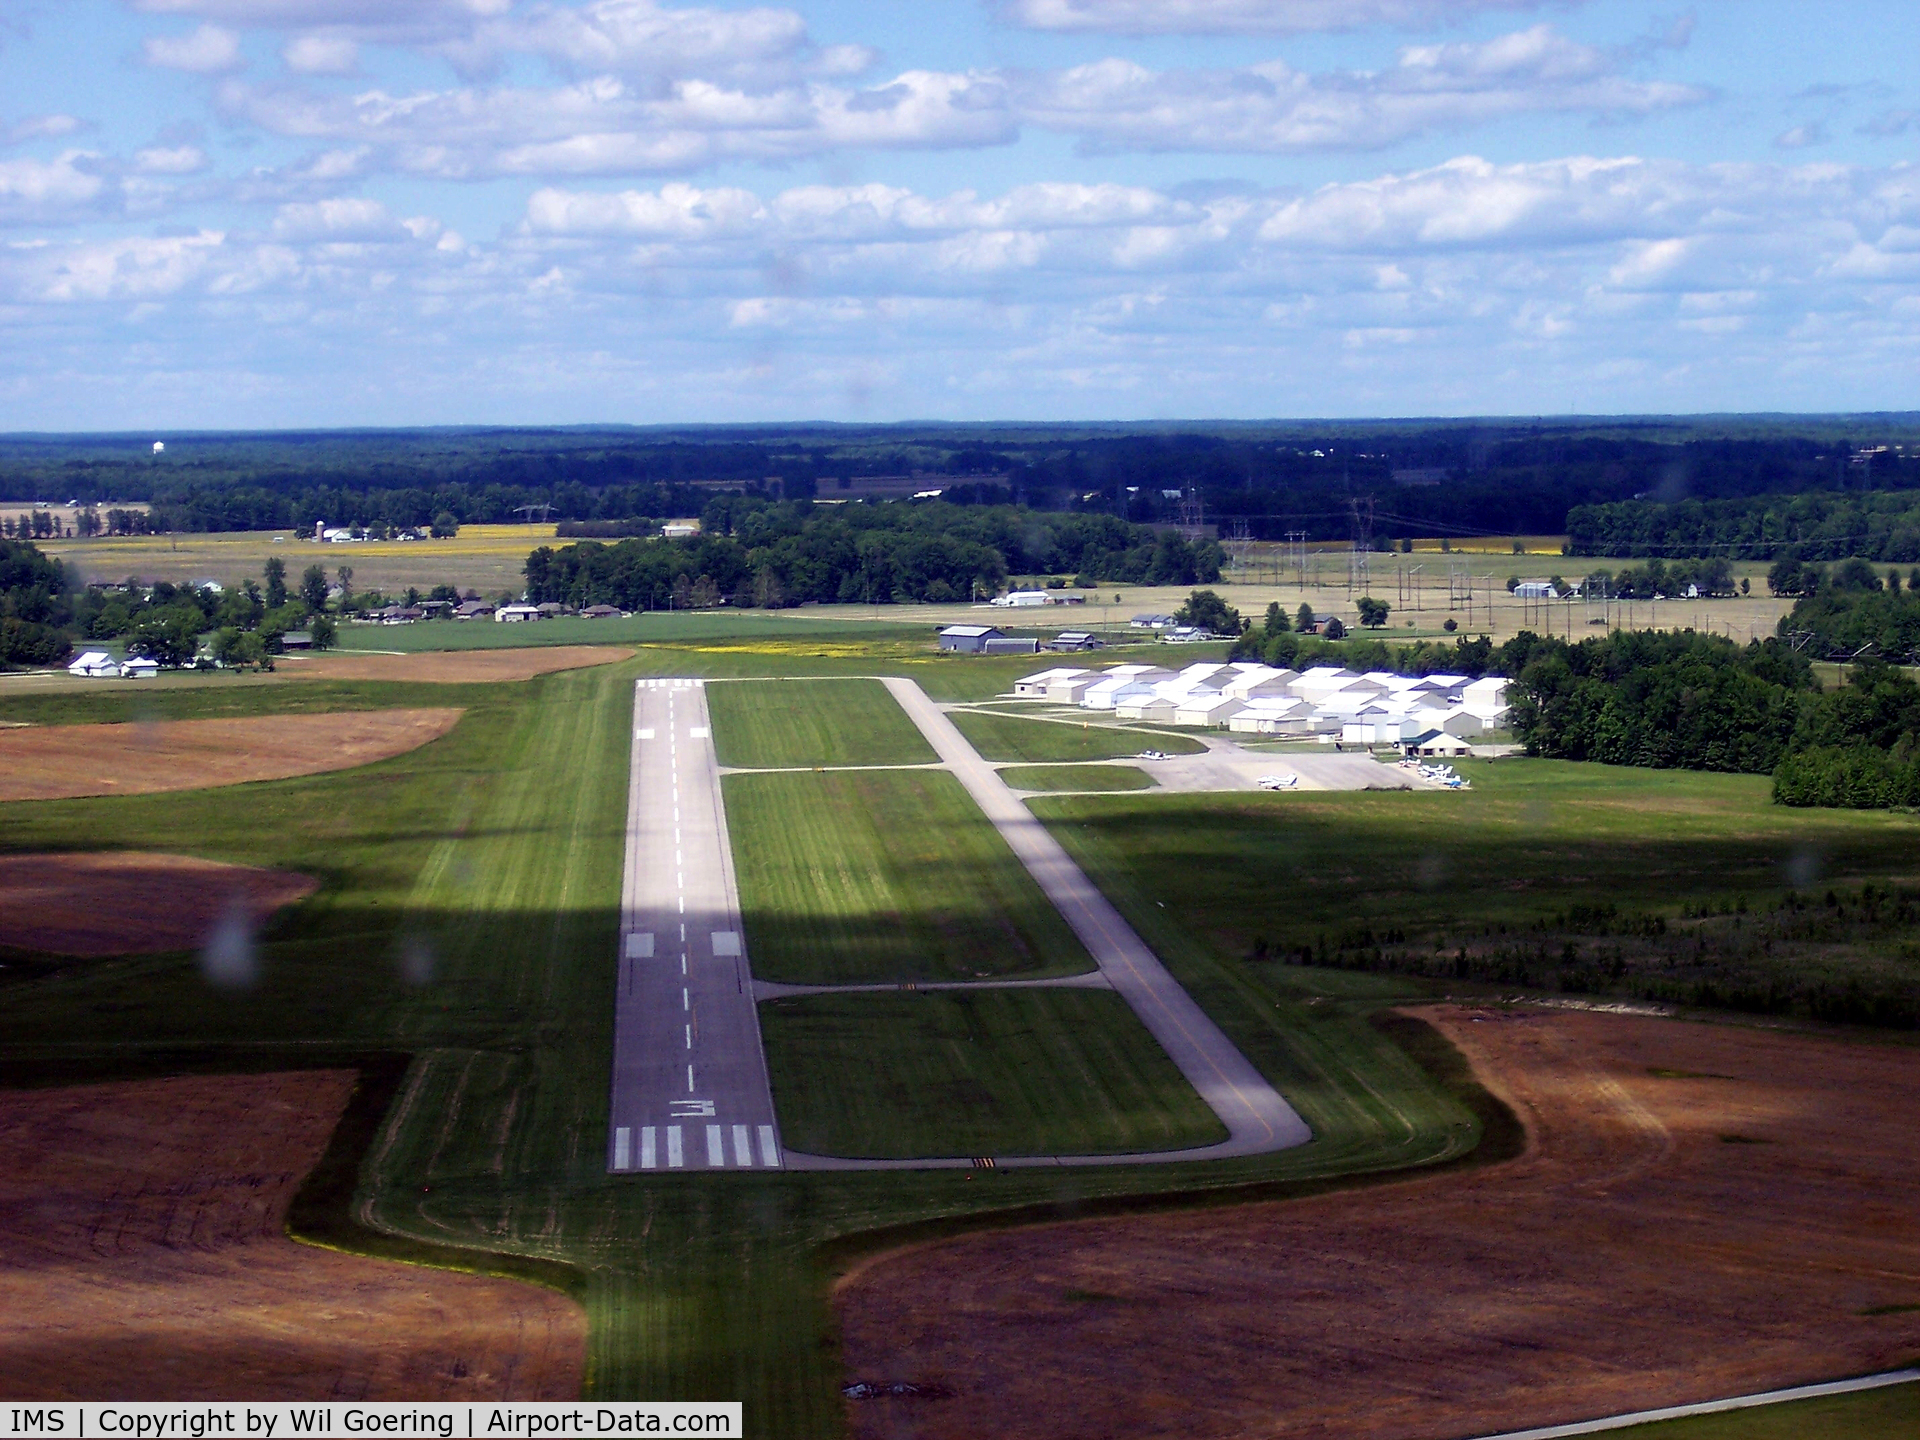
[1568,486,1920,561]
[523,501,1224,609]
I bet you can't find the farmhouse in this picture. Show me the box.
[67,651,117,678]
[118,657,159,679]
[454,600,496,620]
[581,604,624,619]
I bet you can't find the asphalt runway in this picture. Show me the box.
[606,679,782,1174]
[778,680,1312,1171]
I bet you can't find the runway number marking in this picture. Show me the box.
[670,1099,714,1117]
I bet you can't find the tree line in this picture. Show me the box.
[1505,627,1920,811]
[522,501,1225,610]
[7,420,1916,543]
[1567,487,1920,561]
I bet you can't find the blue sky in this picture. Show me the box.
[0,0,1915,428]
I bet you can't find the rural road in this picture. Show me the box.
[778,678,1313,1171]
[606,679,784,1173]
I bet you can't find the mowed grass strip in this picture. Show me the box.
[760,989,1226,1158]
[1607,1380,1920,1438]
[951,708,1204,762]
[1000,764,1154,793]
[707,678,934,768]
[726,769,1093,984]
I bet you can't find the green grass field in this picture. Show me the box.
[707,678,934,768]
[0,645,1531,1434]
[999,763,1154,792]
[950,707,1206,761]
[760,989,1226,1158]
[725,769,1094,984]
[1609,1380,1920,1437]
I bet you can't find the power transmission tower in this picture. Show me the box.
[1225,518,1252,576]
[1347,498,1374,596]
[1177,487,1205,543]
[1285,530,1309,591]
[1448,557,1472,612]
[512,503,555,524]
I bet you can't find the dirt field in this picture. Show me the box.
[836,1008,1920,1440]
[281,645,632,683]
[0,1070,585,1399]
[0,852,317,956]
[0,709,463,801]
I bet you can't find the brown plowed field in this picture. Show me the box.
[0,1070,585,1400]
[0,708,462,801]
[837,1008,1920,1440]
[0,852,317,956]
[282,645,631,683]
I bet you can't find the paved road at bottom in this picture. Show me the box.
[781,679,1313,1171]
[606,678,782,1174]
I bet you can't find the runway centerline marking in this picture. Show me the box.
[608,678,784,1172]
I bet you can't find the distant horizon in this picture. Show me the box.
[7,410,1920,444]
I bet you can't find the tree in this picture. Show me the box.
[127,608,203,668]
[310,615,338,650]
[1323,617,1348,640]
[431,511,459,538]
[299,564,328,611]
[1356,596,1390,628]
[264,556,287,609]
[1296,602,1316,633]
[1264,600,1288,634]
[1174,589,1242,635]
[210,627,268,671]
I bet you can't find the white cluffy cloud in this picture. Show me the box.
[209,23,1690,177]
[999,0,1553,36]
[5,154,1920,423]
[217,68,1016,176]
[282,32,360,73]
[1023,25,1703,153]
[143,23,246,72]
